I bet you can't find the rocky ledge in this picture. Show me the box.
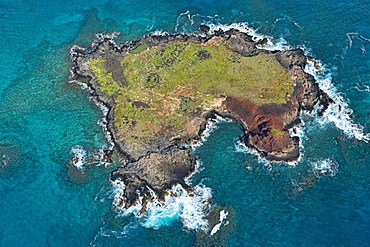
[70,26,332,209]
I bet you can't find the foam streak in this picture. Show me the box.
[112,182,211,231]
[305,60,370,142]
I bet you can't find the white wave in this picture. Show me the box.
[234,140,299,167]
[185,160,205,182]
[273,15,303,30]
[207,22,254,38]
[210,209,228,235]
[1,154,9,168]
[93,99,109,116]
[112,182,212,231]
[204,22,294,51]
[69,45,86,59]
[70,145,87,170]
[304,60,370,142]
[206,22,248,33]
[184,115,232,150]
[175,11,194,33]
[311,158,339,178]
[234,140,273,168]
[262,37,293,51]
[110,179,127,208]
[70,145,112,170]
[346,32,370,49]
[175,11,220,33]
[68,78,115,151]
[95,31,121,40]
[149,30,169,36]
[93,148,113,168]
[90,31,122,51]
[69,80,91,91]
[97,117,115,151]
[288,112,312,163]
[360,44,367,54]
[351,83,370,93]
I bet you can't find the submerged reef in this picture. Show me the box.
[70,26,332,210]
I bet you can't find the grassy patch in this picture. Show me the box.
[88,58,123,96]
[271,128,286,135]
[128,44,149,54]
[122,41,294,104]
[88,39,295,144]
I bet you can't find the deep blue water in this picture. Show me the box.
[1,0,370,246]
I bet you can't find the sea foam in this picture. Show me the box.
[112,181,212,231]
[234,139,301,168]
[311,158,339,178]
[1,154,9,168]
[210,209,229,235]
[70,145,87,170]
[69,72,115,151]
[183,115,233,150]
[304,59,370,143]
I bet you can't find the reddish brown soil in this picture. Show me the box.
[223,97,299,161]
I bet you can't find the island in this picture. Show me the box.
[70,26,332,210]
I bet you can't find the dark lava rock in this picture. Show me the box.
[132,101,150,109]
[275,49,307,70]
[110,146,196,208]
[195,49,211,60]
[198,24,210,33]
[104,57,128,86]
[256,37,268,47]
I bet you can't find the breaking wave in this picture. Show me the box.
[310,158,339,178]
[210,209,229,236]
[233,140,298,169]
[69,145,87,170]
[304,60,370,142]
[111,181,212,231]
[69,145,112,170]
[184,115,233,150]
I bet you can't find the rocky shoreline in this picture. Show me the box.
[70,26,332,210]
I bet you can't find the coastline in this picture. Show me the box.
[69,26,333,212]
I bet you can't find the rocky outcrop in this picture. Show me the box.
[70,27,333,210]
[110,146,196,208]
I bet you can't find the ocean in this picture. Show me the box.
[0,0,370,246]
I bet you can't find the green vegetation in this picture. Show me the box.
[128,44,149,54]
[271,128,286,135]
[88,58,122,96]
[88,38,295,144]
[122,40,294,104]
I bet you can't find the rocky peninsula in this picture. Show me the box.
[70,26,332,209]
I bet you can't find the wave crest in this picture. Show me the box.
[70,145,87,170]
[311,158,339,178]
[305,60,370,143]
[111,181,212,231]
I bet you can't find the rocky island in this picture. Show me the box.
[70,26,332,210]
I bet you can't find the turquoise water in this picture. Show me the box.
[1,0,370,246]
